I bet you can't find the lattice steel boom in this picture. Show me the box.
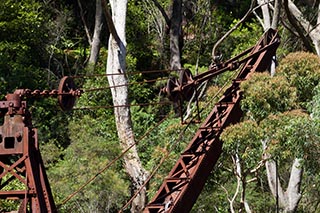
[144,29,280,213]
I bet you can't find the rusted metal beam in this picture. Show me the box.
[144,29,280,213]
[0,77,81,212]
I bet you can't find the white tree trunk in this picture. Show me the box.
[228,154,252,213]
[264,158,287,205]
[88,0,103,69]
[169,0,182,70]
[287,0,320,56]
[262,140,303,212]
[257,0,271,30]
[106,1,147,212]
[285,158,302,212]
[256,0,280,76]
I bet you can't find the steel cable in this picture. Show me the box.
[57,112,173,209]
[71,68,184,79]
[59,67,238,210]
[118,120,195,212]
[118,69,239,212]
[81,76,170,92]
[73,101,172,110]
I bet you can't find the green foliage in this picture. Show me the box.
[48,115,128,212]
[1,0,319,211]
[260,110,320,166]
[0,0,49,95]
[0,200,20,212]
[192,173,230,212]
[127,0,155,70]
[219,109,320,211]
[308,84,320,119]
[0,174,25,211]
[241,72,297,121]
[221,120,262,169]
[217,52,320,211]
[276,52,320,106]
[228,20,263,57]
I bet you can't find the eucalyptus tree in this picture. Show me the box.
[220,52,320,212]
[149,0,183,69]
[284,0,320,56]
[257,0,320,56]
[103,0,148,212]
[255,0,281,75]
[77,0,103,72]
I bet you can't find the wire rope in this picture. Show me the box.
[81,77,170,92]
[118,69,240,212]
[59,65,239,211]
[73,101,172,110]
[118,115,196,212]
[57,112,173,209]
[71,68,184,79]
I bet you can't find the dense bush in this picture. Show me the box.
[276,52,320,106]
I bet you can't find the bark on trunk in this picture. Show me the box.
[258,0,271,30]
[169,0,182,70]
[263,140,303,212]
[285,158,303,212]
[257,0,280,76]
[87,0,103,72]
[286,0,320,56]
[106,1,147,212]
[271,0,281,30]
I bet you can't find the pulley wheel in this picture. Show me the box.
[58,76,76,111]
[179,69,195,101]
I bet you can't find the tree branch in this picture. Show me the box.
[283,0,314,52]
[77,0,92,44]
[246,177,257,184]
[286,158,303,212]
[101,0,122,46]
[253,10,264,27]
[280,18,299,37]
[211,0,259,61]
[271,0,281,29]
[249,159,266,174]
[220,184,236,213]
[149,0,171,28]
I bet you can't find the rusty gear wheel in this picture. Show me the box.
[58,76,76,111]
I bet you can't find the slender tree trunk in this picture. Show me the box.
[286,0,320,56]
[258,0,271,30]
[271,0,281,30]
[230,154,252,213]
[256,0,280,76]
[270,0,281,76]
[87,0,103,72]
[264,159,287,205]
[78,0,103,72]
[285,158,303,212]
[106,1,147,212]
[262,140,303,212]
[169,0,182,70]
[149,0,183,69]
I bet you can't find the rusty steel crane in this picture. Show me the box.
[0,77,81,212]
[144,29,280,212]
